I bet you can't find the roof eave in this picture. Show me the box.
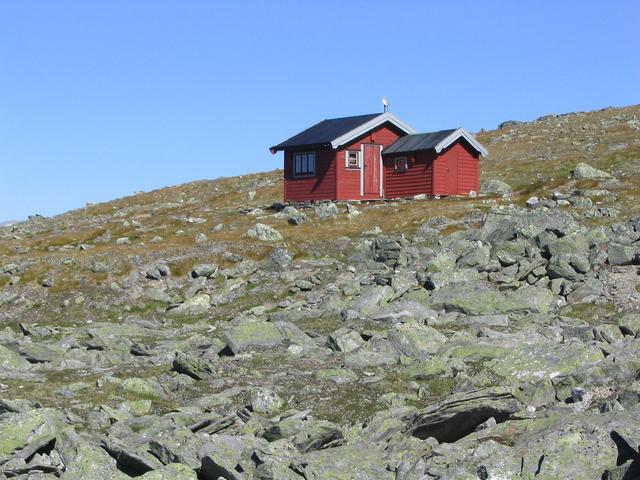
[330,112,417,149]
[434,128,488,156]
[269,142,331,153]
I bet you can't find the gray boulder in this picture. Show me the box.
[572,162,613,180]
[251,388,283,414]
[370,301,438,324]
[608,243,640,265]
[314,202,339,220]
[248,223,283,241]
[139,464,197,480]
[389,323,446,359]
[480,179,512,195]
[427,282,555,315]
[167,293,210,316]
[617,311,640,337]
[223,321,285,354]
[264,246,293,270]
[0,408,66,464]
[481,205,577,242]
[172,351,217,380]
[346,285,394,318]
[0,345,31,370]
[327,328,364,353]
[344,337,400,368]
[191,264,218,278]
[407,386,522,442]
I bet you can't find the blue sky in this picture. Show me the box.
[1,1,638,220]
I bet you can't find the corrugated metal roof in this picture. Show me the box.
[270,113,381,151]
[383,129,457,154]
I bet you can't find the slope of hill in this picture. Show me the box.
[0,104,639,478]
[0,220,19,228]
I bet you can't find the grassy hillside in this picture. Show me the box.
[0,104,639,479]
[2,104,639,295]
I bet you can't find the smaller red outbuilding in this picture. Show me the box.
[270,112,487,202]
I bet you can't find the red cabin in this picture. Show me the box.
[269,112,487,202]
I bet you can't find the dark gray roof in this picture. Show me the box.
[270,113,381,151]
[383,129,457,154]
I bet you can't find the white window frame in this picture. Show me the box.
[395,156,408,171]
[293,152,316,177]
[345,151,360,169]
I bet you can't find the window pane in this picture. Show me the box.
[310,155,315,173]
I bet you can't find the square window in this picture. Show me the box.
[293,152,316,176]
[346,151,360,168]
[395,157,408,171]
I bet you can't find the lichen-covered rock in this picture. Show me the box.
[389,323,446,359]
[198,434,249,480]
[490,338,605,383]
[456,243,491,269]
[223,321,284,354]
[347,285,394,318]
[264,246,294,270]
[428,409,640,479]
[344,337,399,368]
[298,443,397,479]
[618,311,640,336]
[121,377,166,400]
[251,388,283,414]
[248,223,283,241]
[0,345,31,370]
[0,408,65,463]
[608,243,639,265]
[190,264,218,278]
[172,350,217,380]
[408,386,523,443]
[572,162,613,180]
[327,328,364,353]
[427,282,554,315]
[314,202,339,220]
[62,443,129,480]
[370,301,438,324]
[481,205,578,242]
[139,463,198,480]
[167,293,210,316]
[480,179,512,195]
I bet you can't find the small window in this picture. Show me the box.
[395,157,408,171]
[293,152,316,177]
[346,151,360,169]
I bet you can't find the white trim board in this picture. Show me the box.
[331,112,417,149]
[434,128,488,156]
[360,144,364,197]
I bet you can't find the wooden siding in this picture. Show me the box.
[283,147,336,201]
[335,124,403,200]
[335,150,361,199]
[433,140,480,196]
[383,151,435,198]
[456,141,480,194]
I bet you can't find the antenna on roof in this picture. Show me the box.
[382,97,389,113]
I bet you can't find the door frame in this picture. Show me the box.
[360,143,384,197]
[444,151,458,195]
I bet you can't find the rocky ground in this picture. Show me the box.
[1,105,640,479]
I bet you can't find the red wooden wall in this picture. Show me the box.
[283,147,336,202]
[383,139,480,198]
[383,150,435,198]
[433,140,479,195]
[336,124,402,200]
[282,123,403,202]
